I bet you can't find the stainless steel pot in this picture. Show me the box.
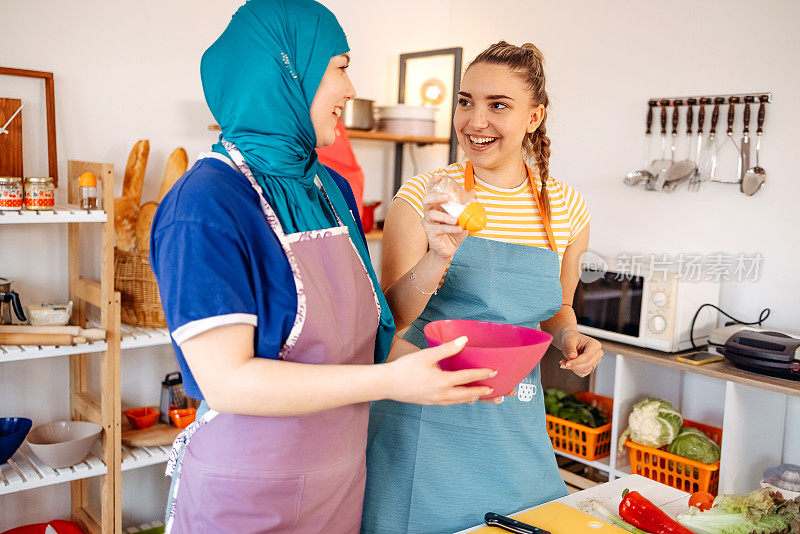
[341,98,375,131]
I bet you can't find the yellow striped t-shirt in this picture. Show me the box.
[394,162,590,265]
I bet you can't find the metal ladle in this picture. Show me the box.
[625,100,658,186]
[742,95,767,196]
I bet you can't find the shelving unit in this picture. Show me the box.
[555,340,799,495]
[0,160,120,533]
[0,161,120,534]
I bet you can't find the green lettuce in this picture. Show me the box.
[666,426,721,464]
[619,396,682,450]
[676,488,800,533]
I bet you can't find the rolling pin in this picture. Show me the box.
[0,332,87,345]
[0,325,106,340]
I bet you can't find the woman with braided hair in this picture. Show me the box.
[361,41,603,533]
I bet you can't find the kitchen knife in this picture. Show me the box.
[739,95,753,183]
[484,512,551,534]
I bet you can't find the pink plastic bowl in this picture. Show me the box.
[424,319,552,399]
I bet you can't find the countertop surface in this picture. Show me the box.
[601,339,800,398]
[456,474,689,533]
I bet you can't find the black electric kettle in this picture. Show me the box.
[0,277,27,325]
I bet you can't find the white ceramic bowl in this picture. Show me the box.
[26,421,102,469]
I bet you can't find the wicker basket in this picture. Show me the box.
[114,248,166,328]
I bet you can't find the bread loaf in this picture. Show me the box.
[157,147,188,202]
[135,201,159,253]
[122,139,149,204]
[114,196,139,252]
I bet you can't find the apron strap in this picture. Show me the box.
[463,161,558,253]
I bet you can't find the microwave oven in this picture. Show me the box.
[574,268,721,352]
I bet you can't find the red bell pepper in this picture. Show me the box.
[619,489,693,534]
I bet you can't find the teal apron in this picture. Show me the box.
[362,164,568,533]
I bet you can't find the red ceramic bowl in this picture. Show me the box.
[169,407,197,429]
[424,319,552,399]
[123,407,159,429]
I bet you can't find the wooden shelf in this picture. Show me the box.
[120,324,171,350]
[601,339,800,398]
[120,444,170,472]
[365,229,383,241]
[0,203,106,224]
[0,448,107,496]
[208,124,450,145]
[553,450,612,475]
[0,339,108,363]
[345,129,450,145]
[125,521,165,533]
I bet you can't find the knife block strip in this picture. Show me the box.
[0,98,23,177]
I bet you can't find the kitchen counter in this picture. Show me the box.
[456,474,689,533]
[601,340,800,398]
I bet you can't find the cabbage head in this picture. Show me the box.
[619,396,682,450]
[666,426,721,464]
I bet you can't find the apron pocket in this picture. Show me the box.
[198,467,305,534]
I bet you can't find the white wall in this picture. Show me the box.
[2,0,799,528]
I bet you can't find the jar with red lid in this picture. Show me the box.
[24,177,55,210]
[0,177,24,211]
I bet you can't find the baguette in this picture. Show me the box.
[157,147,188,202]
[135,201,159,253]
[114,196,139,252]
[122,139,149,204]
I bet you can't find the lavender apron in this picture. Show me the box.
[164,142,380,533]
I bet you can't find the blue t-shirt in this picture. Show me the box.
[150,156,366,399]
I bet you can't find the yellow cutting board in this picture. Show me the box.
[472,502,628,534]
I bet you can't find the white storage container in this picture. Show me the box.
[377,104,436,137]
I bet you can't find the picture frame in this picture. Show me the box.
[0,67,58,186]
[398,47,463,165]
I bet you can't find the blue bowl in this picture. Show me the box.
[0,417,33,464]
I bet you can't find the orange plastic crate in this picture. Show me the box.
[545,392,613,461]
[625,419,722,495]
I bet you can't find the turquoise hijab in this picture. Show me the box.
[200,0,394,362]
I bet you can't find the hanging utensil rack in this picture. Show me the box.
[629,92,773,194]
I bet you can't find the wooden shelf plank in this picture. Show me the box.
[0,340,108,363]
[0,203,106,224]
[601,340,800,399]
[553,450,612,474]
[345,129,449,145]
[365,229,383,241]
[0,449,107,495]
[120,324,171,349]
[120,444,170,472]
[208,123,450,145]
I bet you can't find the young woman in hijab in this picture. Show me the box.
[149,1,495,532]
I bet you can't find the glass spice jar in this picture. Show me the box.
[24,177,55,210]
[78,172,98,210]
[0,177,24,211]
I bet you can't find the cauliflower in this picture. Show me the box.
[619,396,683,450]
